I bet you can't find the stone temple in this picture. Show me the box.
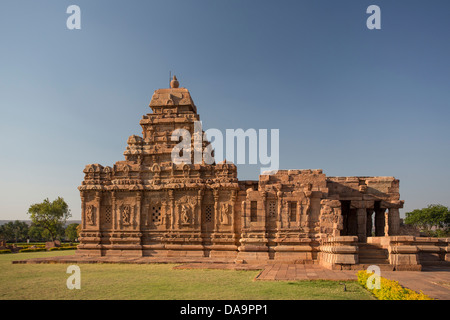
[77,77,449,270]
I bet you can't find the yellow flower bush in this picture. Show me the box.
[357,270,433,300]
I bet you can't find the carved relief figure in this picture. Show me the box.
[333,209,344,237]
[320,203,333,216]
[303,195,311,216]
[181,204,191,224]
[86,205,95,225]
[319,203,332,233]
[220,203,231,225]
[122,205,131,225]
[301,195,311,232]
[161,198,169,227]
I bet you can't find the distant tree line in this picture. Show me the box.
[0,197,79,243]
[0,221,79,243]
[405,204,450,237]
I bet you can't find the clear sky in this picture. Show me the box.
[0,0,449,220]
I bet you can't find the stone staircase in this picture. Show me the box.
[358,243,394,270]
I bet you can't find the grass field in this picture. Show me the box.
[0,251,374,300]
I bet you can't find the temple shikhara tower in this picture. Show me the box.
[77,77,433,270]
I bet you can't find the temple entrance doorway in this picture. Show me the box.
[340,200,358,237]
[366,201,386,237]
[373,201,386,237]
[340,200,386,242]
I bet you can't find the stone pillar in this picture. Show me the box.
[161,200,169,229]
[261,191,267,228]
[111,191,117,230]
[95,191,101,229]
[177,203,182,229]
[214,190,220,229]
[387,208,400,236]
[351,200,375,242]
[357,208,367,242]
[366,208,373,237]
[241,200,247,230]
[297,201,302,228]
[169,190,175,230]
[276,191,283,231]
[136,192,142,230]
[143,203,150,228]
[351,200,367,242]
[197,189,204,226]
[384,210,390,236]
[303,190,312,234]
[80,191,86,230]
[230,190,237,233]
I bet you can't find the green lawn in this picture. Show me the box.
[0,251,374,300]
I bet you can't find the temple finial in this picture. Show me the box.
[170,75,179,88]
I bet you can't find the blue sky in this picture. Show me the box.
[0,0,449,220]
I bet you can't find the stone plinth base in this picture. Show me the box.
[318,236,359,270]
[209,250,238,259]
[235,251,269,264]
[271,237,314,263]
[388,236,420,270]
[76,248,102,257]
[235,235,269,263]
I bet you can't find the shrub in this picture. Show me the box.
[19,244,46,249]
[0,249,12,254]
[357,270,433,300]
[48,246,77,251]
[14,242,46,246]
[60,243,75,247]
[18,248,47,253]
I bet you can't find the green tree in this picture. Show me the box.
[405,204,450,236]
[28,225,48,241]
[65,223,79,242]
[27,197,71,241]
[0,224,13,241]
[0,221,29,243]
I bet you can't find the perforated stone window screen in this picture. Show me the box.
[205,204,213,222]
[152,206,161,223]
[289,201,297,222]
[104,206,112,223]
[268,201,277,218]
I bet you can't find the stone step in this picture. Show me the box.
[358,243,390,266]
[358,248,387,253]
[359,257,389,263]
[359,251,388,258]
[354,263,395,271]
[359,249,387,253]
[358,244,388,255]
[359,257,390,264]
[358,244,387,250]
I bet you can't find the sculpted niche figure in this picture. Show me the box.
[181,204,191,224]
[220,203,230,225]
[122,205,131,225]
[86,205,95,225]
